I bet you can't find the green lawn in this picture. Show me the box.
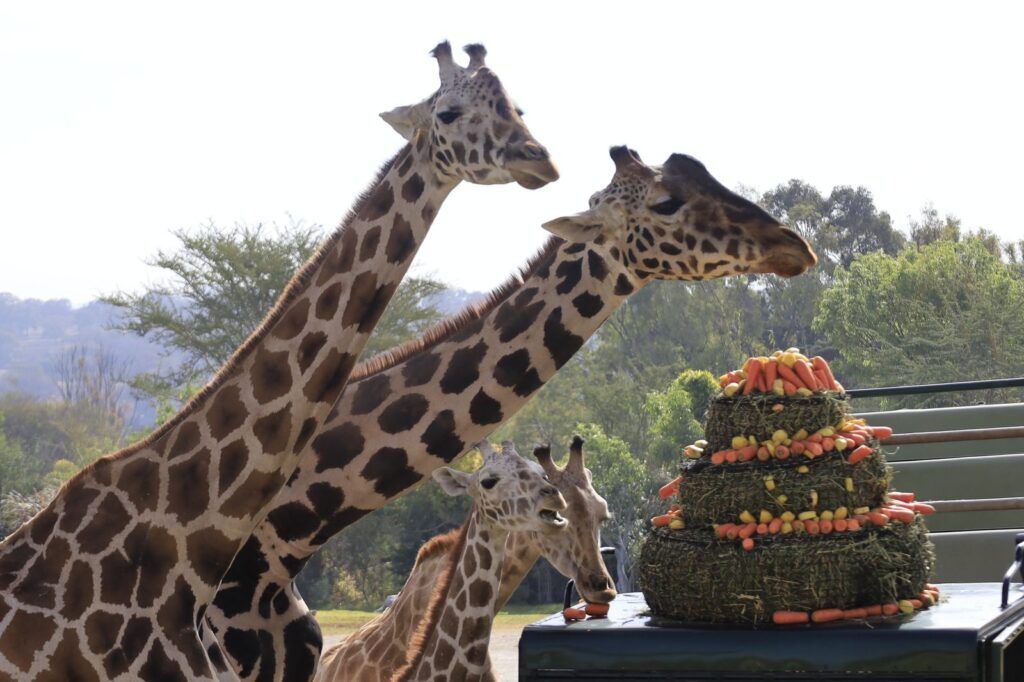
[314,603,562,635]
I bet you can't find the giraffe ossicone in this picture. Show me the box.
[314,435,615,682]
[208,144,818,682]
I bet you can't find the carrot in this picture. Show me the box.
[563,607,587,620]
[794,361,818,390]
[842,608,868,619]
[715,523,733,539]
[725,450,738,463]
[846,518,861,532]
[764,360,778,390]
[790,441,806,455]
[819,519,833,534]
[585,602,610,617]
[777,363,803,387]
[743,358,762,395]
[833,519,848,532]
[805,520,820,535]
[807,433,823,443]
[814,368,831,391]
[772,610,809,625]
[867,512,889,527]
[848,445,873,464]
[756,523,769,535]
[783,380,798,396]
[651,514,673,527]
[909,599,923,609]
[812,356,839,390]
[711,451,726,465]
[870,426,894,440]
[864,604,883,616]
[881,603,899,616]
[884,507,915,524]
[811,608,844,623]
[888,491,916,502]
[739,445,758,461]
[738,522,757,539]
[792,519,806,533]
[756,446,771,461]
[926,583,941,594]
[741,537,755,551]
[726,525,740,540]
[768,518,783,534]
[821,437,835,452]
[806,442,824,457]
[659,476,682,500]
[775,445,791,460]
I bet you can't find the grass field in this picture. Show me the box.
[314,603,561,635]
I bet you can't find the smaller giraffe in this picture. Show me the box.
[314,436,613,682]
[391,440,567,682]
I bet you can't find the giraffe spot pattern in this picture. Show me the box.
[297,331,328,374]
[61,560,93,620]
[402,173,425,203]
[572,291,605,318]
[167,449,210,524]
[402,351,442,387]
[587,249,608,280]
[251,347,293,403]
[221,470,286,518]
[315,282,344,320]
[555,258,583,295]
[293,416,318,454]
[267,502,321,542]
[543,308,585,369]
[492,287,544,343]
[168,420,200,459]
[350,373,392,415]
[213,537,269,618]
[186,527,237,585]
[253,404,293,455]
[84,611,122,656]
[12,536,68,608]
[306,482,345,519]
[302,348,353,405]
[420,409,464,462]
[359,225,382,262]
[39,630,99,682]
[0,610,56,672]
[78,493,131,553]
[360,447,423,498]
[207,384,247,440]
[377,393,430,434]
[125,523,178,608]
[140,639,187,682]
[311,505,370,546]
[273,298,310,340]
[386,213,416,264]
[469,388,503,425]
[439,340,487,394]
[613,273,634,296]
[157,576,207,677]
[493,349,543,397]
[217,438,247,495]
[281,613,322,681]
[311,421,365,473]
[58,484,98,533]
[358,181,394,222]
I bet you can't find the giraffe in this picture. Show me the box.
[0,41,556,682]
[392,439,568,682]
[205,145,817,681]
[313,436,613,682]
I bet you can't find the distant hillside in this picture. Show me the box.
[0,287,482,411]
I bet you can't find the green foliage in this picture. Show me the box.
[814,236,1024,407]
[0,416,31,498]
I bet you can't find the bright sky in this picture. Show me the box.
[2,1,1022,305]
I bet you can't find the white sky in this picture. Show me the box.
[2,1,1022,305]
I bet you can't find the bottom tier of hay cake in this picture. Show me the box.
[639,351,938,625]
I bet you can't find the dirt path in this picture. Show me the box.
[322,626,520,680]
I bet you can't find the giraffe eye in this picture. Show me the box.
[651,198,684,215]
[437,110,461,124]
[481,477,499,490]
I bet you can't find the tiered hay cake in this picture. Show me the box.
[639,351,936,625]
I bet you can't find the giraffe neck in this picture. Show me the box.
[494,533,543,610]
[399,513,508,682]
[0,136,456,681]
[208,238,636,680]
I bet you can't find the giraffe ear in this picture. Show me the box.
[380,101,431,140]
[432,467,471,497]
[541,206,611,244]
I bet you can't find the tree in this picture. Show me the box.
[814,237,1024,407]
[103,220,447,397]
[0,415,31,498]
[646,369,718,468]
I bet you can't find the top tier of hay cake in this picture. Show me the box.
[639,351,937,625]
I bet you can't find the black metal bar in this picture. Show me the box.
[847,376,1024,399]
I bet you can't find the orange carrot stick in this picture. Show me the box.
[773,610,809,625]
[659,476,682,500]
[811,608,844,623]
[848,445,873,464]
[794,361,818,390]
[743,358,762,395]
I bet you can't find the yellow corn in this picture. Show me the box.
[781,522,793,534]
[764,476,776,491]
[732,435,749,450]
[798,465,809,474]
[793,429,809,441]
[765,441,776,455]
[724,382,741,396]
[759,510,773,524]
[772,429,788,444]
[854,506,870,515]
[810,490,818,507]
[772,379,785,396]
[797,387,813,397]
[899,600,915,615]
[748,435,758,447]
[844,477,854,492]
[835,506,849,520]
[820,510,834,521]
[695,439,708,448]
[739,510,755,524]
[780,352,797,367]
[834,437,848,452]
[776,494,788,504]
[798,510,818,521]
[669,518,685,530]
[817,427,835,437]
[780,511,795,522]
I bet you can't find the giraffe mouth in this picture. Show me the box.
[507,159,560,189]
[539,509,568,528]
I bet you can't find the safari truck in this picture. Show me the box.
[519,379,1024,681]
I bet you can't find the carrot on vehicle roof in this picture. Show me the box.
[794,361,818,390]
[773,610,810,625]
[811,608,843,623]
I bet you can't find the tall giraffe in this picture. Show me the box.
[206,146,817,680]
[0,42,556,682]
[314,436,612,682]
[393,439,568,682]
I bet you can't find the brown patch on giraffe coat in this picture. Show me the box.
[187,527,238,585]
[493,349,543,397]
[58,483,98,533]
[37,629,100,682]
[402,351,442,387]
[311,420,365,473]
[12,536,69,608]
[439,340,487,394]
[207,384,247,440]
[302,348,353,405]
[157,576,208,677]
[78,493,131,553]
[572,291,605,318]
[386,213,416,264]
[85,611,124,654]
[543,307,585,369]
[358,181,394,222]
[253,404,293,455]
[314,282,343,321]
[402,173,426,203]
[350,373,391,415]
[306,481,344,519]
[377,393,430,434]
[297,330,328,374]
[293,416,317,454]
[433,639,456,670]
[555,258,583,294]
[168,420,200,459]
[222,470,286,518]
[251,347,293,403]
[166,450,211,525]
[272,298,310,340]
[123,522,178,607]
[61,560,93,620]
[99,550,135,606]
[217,438,247,494]
[469,388,503,425]
[0,610,57,672]
[359,225,382,262]
[118,456,160,512]
[140,639,188,682]
[360,447,423,498]
[102,616,151,678]
[460,615,490,647]
[492,287,544,343]
[29,504,58,544]
[587,249,609,280]
[420,410,464,461]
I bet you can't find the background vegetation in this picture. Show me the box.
[2,180,1022,608]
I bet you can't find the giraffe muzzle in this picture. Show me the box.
[506,141,559,189]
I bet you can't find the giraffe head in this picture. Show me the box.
[433,440,568,534]
[542,146,817,282]
[380,41,559,189]
[531,436,617,605]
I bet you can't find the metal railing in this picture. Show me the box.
[846,377,1024,399]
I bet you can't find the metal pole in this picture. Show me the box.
[882,426,1024,445]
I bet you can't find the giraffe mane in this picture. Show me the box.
[73,145,408,481]
[414,526,464,564]
[392,514,472,682]
[352,235,563,381]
